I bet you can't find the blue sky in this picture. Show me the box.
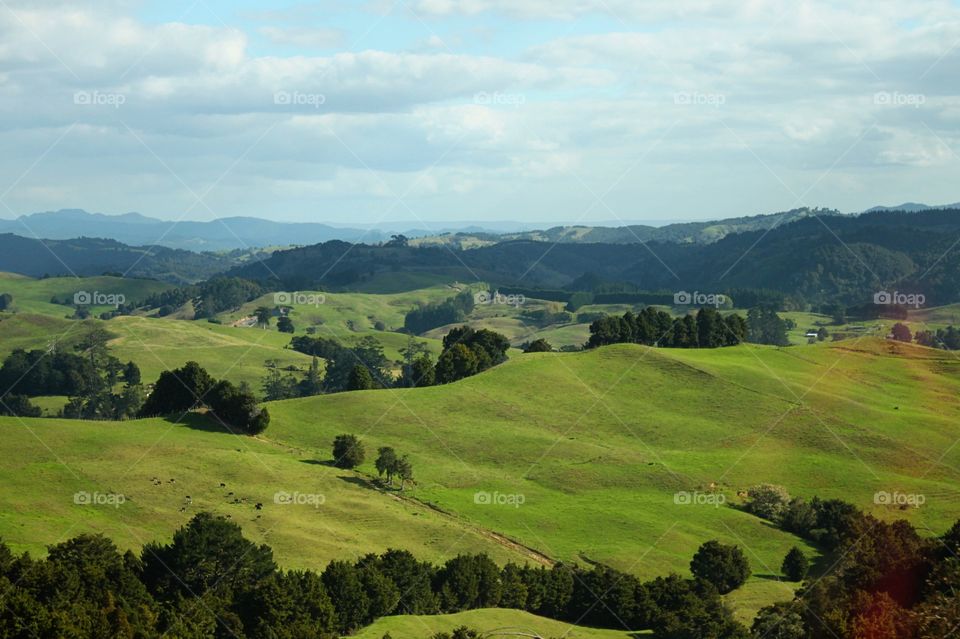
[0,0,958,225]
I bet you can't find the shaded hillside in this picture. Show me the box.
[231,209,960,306]
[0,234,233,283]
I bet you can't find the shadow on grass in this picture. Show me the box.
[752,573,785,582]
[162,412,235,434]
[337,475,379,490]
[300,458,335,467]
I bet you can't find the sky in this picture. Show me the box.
[0,0,958,225]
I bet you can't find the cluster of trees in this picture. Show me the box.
[330,435,414,489]
[0,329,145,420]
[0,513,751,639]
[523,338,553,353]
[289,334,393,393]
[743,490,960,638]
[746,306,791,346]
[139,361,269,435]
[289,328,511,393]
[403,290,475,335]
[587,307,747,349]
[0,292,13,310]
[435,327,510,384]
[375,446,413,489]
[261,358,323,401]
[142,277,265,318]
[914,324,960,350]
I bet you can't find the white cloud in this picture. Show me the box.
[0,0,957,222]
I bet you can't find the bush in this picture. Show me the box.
[781,547,809,582]
[523,338,553,353]
[332,434,365,469]
[745,484,791,522]
[689,541,751,594]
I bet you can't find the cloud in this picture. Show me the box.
[0,0,957,222]
[259,26,346,49]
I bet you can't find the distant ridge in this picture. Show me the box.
[863,201,960,213]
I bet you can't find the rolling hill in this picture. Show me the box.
[2,335,958,623]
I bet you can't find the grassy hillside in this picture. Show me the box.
[261,338,960,619]
[0,273,171,318]
[355,609,634,639]
[0,414,530,572]
[2,337,958,621]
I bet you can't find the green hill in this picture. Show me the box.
[1,337,958,623]
[354,609,634,639]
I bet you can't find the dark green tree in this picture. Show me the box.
[689,540,751,594]
[139,361,214,417]
[332,434,365,469]
[891,322,912,343]
[348,365,375,391]
[781,547,809,582]
[523,339,553,353]
[255,306,272,328]
[375,447,398,485]
[277,316,295,333]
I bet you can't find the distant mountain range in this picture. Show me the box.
[229,208,960,307]
[0,210,555,251]
[0,234,235,283]
[1,204,956,251]
[863,202,960,213]
[424,207,843,247]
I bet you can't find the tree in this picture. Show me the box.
[0,394,42,417]
[435,343,479,384]
[750,603,806,639]
[254,306,272,329]
[891,322,912,342]
[123,361,141,386]
[0,293,12,310]
[139,361,214,417]
[375,447,398,485]
[207,380,270,435]
[396,455,413,490]
[277,316,295,333]
[745,484,791,522]
[402,354,436,387]
[689,541,751,594]
[322,560,369,633]
[747,307,790,346]
[781,547,809,582]
[348,365,375,391]
[523,339,553,353]
[261,366,300,401]
[332,434,365,469]
[298,356,324,397]
[399,338,433,387]
[141,512,276,602]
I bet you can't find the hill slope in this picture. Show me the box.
[2,338,958,622]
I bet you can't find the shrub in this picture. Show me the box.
[689,540,751,594]
[332,434,365,469]
[781,547,809,582]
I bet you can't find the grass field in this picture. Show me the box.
[4,273,960,626]
[355,609,636,639]
[0,413,532,573]
[259,337,960,620]
[0,273,171,319]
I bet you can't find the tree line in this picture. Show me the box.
[403,290,475,334]
[741,485,959,638]
[288,326,511,394]
[0,328,145,420]
[586,306,792,349]
[0,512,751,639]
